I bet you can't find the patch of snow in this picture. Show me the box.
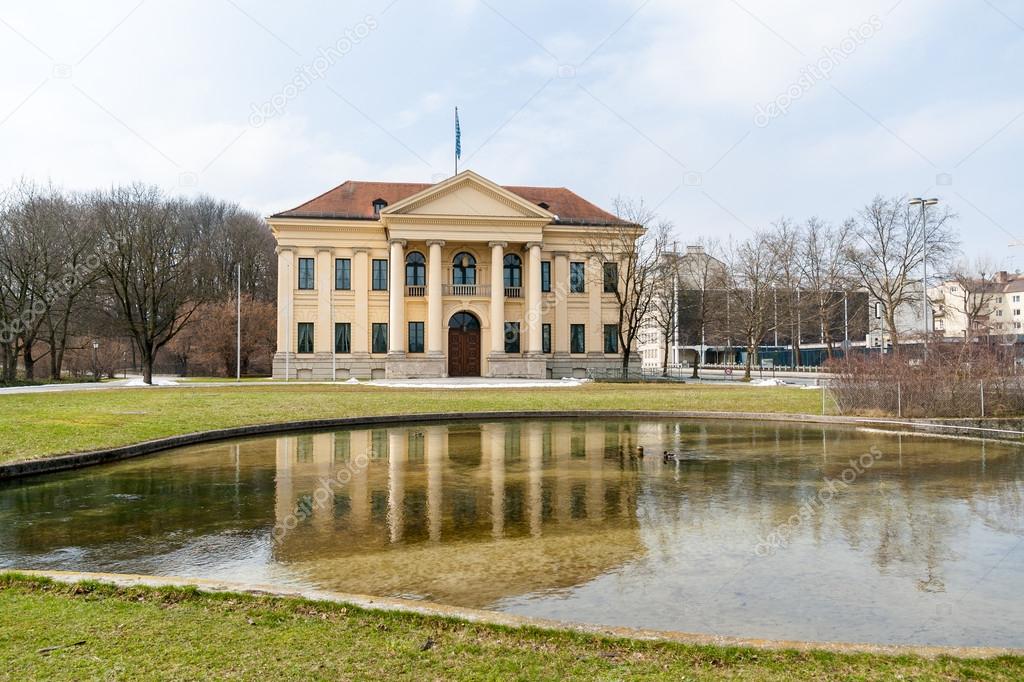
[750,378,791,387]
[123,377,179,387]
[343,377,360,384]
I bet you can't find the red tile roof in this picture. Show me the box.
[271,180,630,226]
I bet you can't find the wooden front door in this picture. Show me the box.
[448,327,481,377]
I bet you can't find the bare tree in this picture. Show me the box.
[766,218,804,366]
[725,231,778,380]
[94,185,211,384]
[798,217,855,359]
[584,197,671,378]
[181,197,277,301]
[0,182,72,381]
[846,195,958,353]
[647,255,677,376]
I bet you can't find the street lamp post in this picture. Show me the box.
[910,197,939,359]
[91,339,100,382]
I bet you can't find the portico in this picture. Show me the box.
[268,171,638,380]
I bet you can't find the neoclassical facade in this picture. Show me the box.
[269,171,639,379]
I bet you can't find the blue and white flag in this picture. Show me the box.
[455,107,462,161]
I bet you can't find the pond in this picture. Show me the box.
[2,418,1023,648]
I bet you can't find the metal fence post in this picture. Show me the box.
[822,379,826,415]
[897,382,902,419]
[980,380,985,419]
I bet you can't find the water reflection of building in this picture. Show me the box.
[272,421,645,607]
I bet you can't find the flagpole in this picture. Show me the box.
[454,106,459,175]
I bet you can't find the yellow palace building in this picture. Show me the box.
[268,171,638,380]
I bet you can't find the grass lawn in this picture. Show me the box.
[0,383,822,464]
[1,574,1019,682]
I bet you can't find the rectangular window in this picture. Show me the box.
[371,322,388,353]
[334,322,351,353]
[603,262,618,294]
[335,258,351,290]
[504,322,520,353]
[570,262,586,293]
[297,322,314,353]
[570,324,585,354]
[542,323,551,354]
[541,261,551,293]
[408,321,424,353]
[604,324,619,353]
[298,258,314,290]
[371,259,388,291]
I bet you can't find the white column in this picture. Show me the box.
[553,252,569,354]
[315,248,332,355]
[489,241,506,358]
[427,240,445,356]
[275,247,294,376]
[526,242,543,354]
[388,239,406,355]
[588,255,602,355]
[352,248,369,354]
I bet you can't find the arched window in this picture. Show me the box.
[449,311,481,330]
[503,254,522,288]
[405,252,426,286]
[452,252,476,285]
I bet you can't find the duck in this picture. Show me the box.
[662,450,676,463]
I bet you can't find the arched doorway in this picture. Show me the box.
[448,312,481,377]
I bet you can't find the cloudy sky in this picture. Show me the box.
[2,1,1022,263]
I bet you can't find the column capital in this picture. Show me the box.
[388,238,407,247]
[426,239,446,248]
[552,251,569,259]
[351,246,369,255]
[316,247,333,255]
[525,241,543,250]
[275,246,294,255]
[488,241,507,249]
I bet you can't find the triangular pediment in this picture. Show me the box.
[381,170,554,220]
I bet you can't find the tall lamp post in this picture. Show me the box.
[909,197,939,359]
[91,339,100,382]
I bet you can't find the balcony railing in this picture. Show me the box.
[504,286,522,298]
[444,284,490,296]
[406,285,426,297]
